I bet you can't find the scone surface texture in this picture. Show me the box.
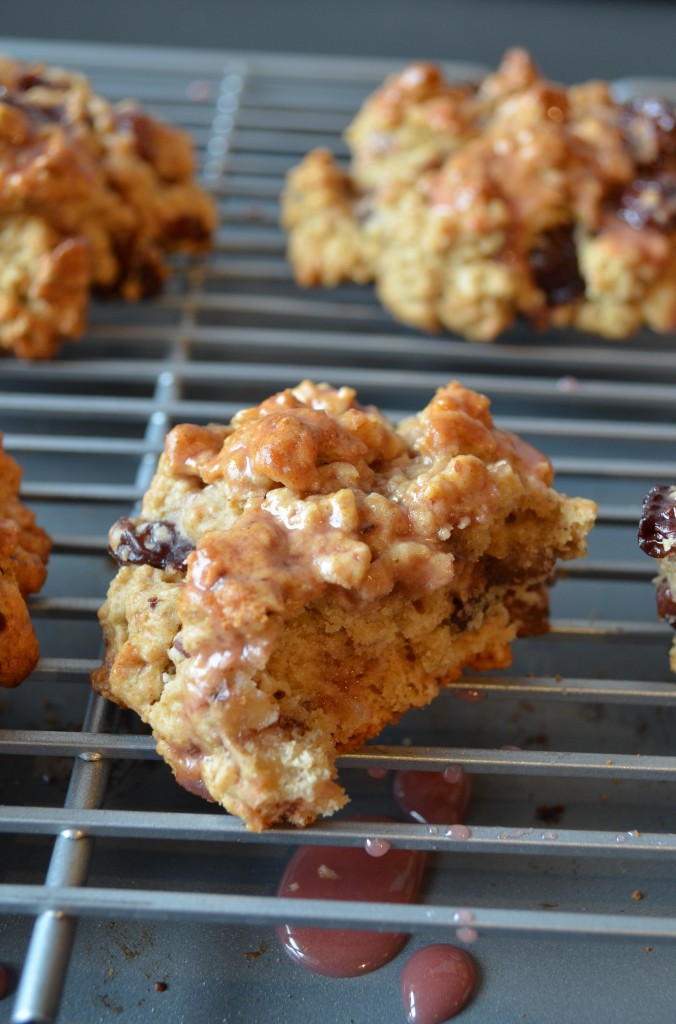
[0,436,51,686]
[93,380,596,830]
[0,56,217,359]
[283,48,676,343]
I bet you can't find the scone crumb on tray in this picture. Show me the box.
[0,435,51,687]
[93,379,596,830]
[0,56,217,359]
[283,48,676,343]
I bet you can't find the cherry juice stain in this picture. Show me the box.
[393,767,472,826]
[276,841,427,977]
[401,943,477,1023]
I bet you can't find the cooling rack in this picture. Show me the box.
[1,37,676,1024]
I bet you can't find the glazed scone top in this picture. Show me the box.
[110,381,595,701]
[0,55,217,359]
[0,58,201,229]
[284,48,676,342]
[347,48,640,232]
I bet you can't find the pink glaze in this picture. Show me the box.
[367,768,390,779]
[276,840,427,977]
[401,944,477,1023]
[393,769,472,826]
[456,927,479,944]
[167,745,214,802]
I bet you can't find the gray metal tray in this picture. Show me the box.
[1,38,675,1024]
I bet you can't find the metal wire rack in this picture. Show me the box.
[1,37,676,1024]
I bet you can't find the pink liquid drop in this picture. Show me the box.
[393,769,472,826]
[445,825,472,840]
[456,927,479,945]
[452,909,474,925]
[367,768,389,779]
[276,841,427,977]
[401,944,477,1023]
[364,837,391,857]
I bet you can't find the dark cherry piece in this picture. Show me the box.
[108,516,194,572]
[616,173,676,231]
[276,840,426,977]
[400,944,477,1023]
[638,485,676,558]
[528,226,585,307]
[162,214,211,244]
[621,97,676,167]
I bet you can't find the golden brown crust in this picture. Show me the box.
[93,380,596,830]
[283,48,676,342]
[0,57,217,359]
[0,436,51,686]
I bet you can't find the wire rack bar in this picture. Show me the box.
[1,810,674,859]
[4,886,676,941]
[2,733,675,781]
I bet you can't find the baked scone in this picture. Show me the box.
[93,380,595,830]
[639,485,676,672]
[283,48,676,342]
[0,57,217,359]
[0,436,51,686]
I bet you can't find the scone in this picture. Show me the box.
[93,380,596,830]
[283,48,676,342]
[0,57,217,359]
[0,436,51,686]
[639,485,676,672]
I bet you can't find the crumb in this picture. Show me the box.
[154,981,168,993]
[601,793,609,802]
[287,881,300,892]
[318,864,339,880]
[645,946,652,954]
[554,674,562,682]
[244,941,269,960]
[631,829,641,838]
[631,890,644,901]
[539,901,559,909]
[535,804,565,824]
[605,760,614,766]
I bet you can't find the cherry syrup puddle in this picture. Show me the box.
[276,837,427,977]
[275,766,480,1018]
[401,944,477,1023]
[393,766,472,827]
